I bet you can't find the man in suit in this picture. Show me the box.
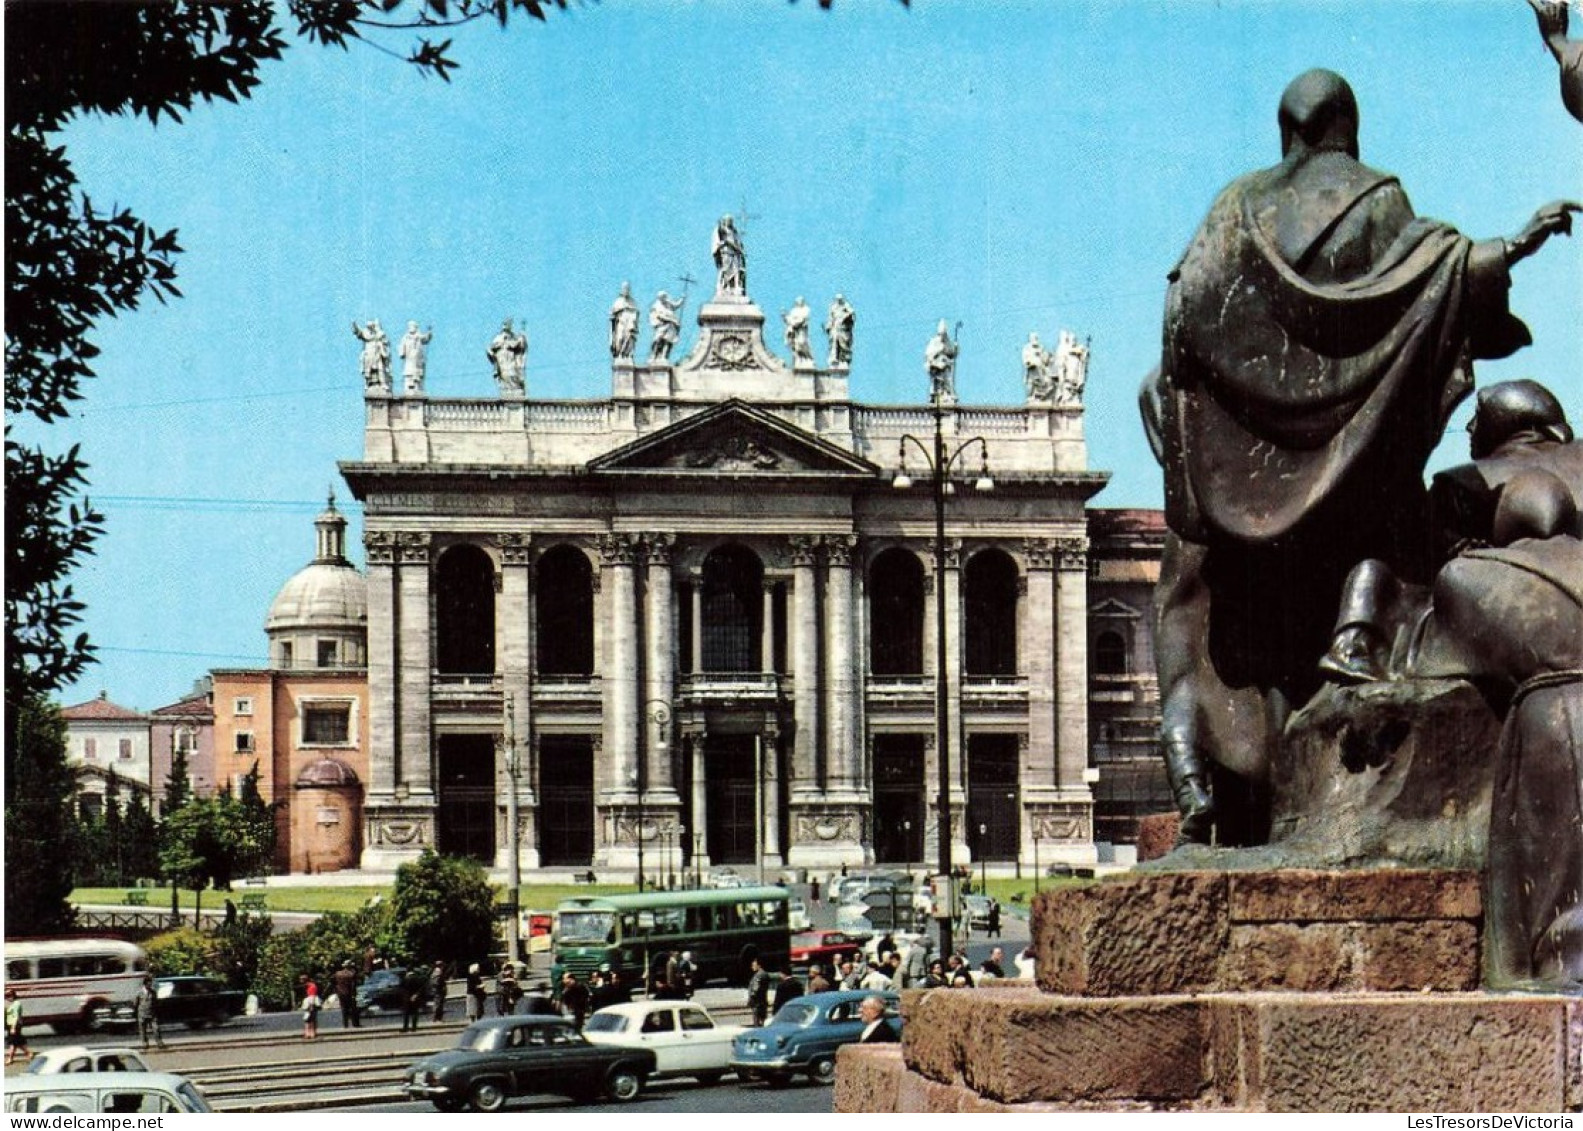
[857,996,899,1043]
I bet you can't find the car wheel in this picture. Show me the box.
[469,1080,508,1112]
[695,1070,725,1087]
[808,1054,837,1085]
[605,1068,643,1103]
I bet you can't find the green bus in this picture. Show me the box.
[552,886,791,992]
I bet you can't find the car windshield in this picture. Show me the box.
[583,1013,628,1034]
[558,911,617,944]
[175,1083,212,1113]
[771,1002,818,1027]
[457,1026,506,1052]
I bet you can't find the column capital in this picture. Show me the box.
[597,532,641,566]
[642,532,676,567]
[822,533,857,567]
[498,532,532,566]
[396,530,432,565]
[1022,537,1056,570]
[789,534,821,567]
[365,530,397,565]
[1055,535,1090,571]
[927,538,963,569]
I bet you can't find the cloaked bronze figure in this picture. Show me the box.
[1529,0,1583,123]
[1142,69,1579,845]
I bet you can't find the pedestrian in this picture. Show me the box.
[300,977,321,1040]
[333,959,361,1029]
[980,946,1007,980]
[876,933,897,964]
[810,875,822,905]
[746,958,772,1026]
[838,959,861,991]
[559,971,590,1032]
[134,975,166,1050]
[988,899,1002,938]
[465,964,484,1023]
[5,987,32,1064]
[401,966,427,1032]
[806,963,831,994]
[674,951,696,999]
[771,967,803,1013]
[431,962,448,1023]
[858,995,900,1043]
[923,959,948,988]
[496,962,519,1017]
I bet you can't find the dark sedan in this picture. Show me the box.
[102,976,244,1031]
[404,1016,656,1112]
[356,967,434,1014]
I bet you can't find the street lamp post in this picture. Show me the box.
[978,823,988,896]
[893,374,993,962]
[501,696,523,962]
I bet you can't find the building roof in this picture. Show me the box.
[61,692,143,721]
[1089,508,1167,539]
[150,692,212,719]
[266,561,368,633]
[296,757,361,788]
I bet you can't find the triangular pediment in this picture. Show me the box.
[588,400,877,477]
[1090,597,1142,620]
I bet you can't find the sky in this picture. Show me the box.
[30,0,1583,713]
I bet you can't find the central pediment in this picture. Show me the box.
[588,399,877,478]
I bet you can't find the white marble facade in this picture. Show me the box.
[343,244,1105,876]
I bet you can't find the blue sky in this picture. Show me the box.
[38,0,1583,711]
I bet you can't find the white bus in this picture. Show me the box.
[4,939,148,1034]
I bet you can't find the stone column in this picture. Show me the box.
[1022,539,1057,789]
[690,577,704,675]
[760,580,776,674]
[1055,536,1093,793]
[364,532,399,800]
[941,538,965,796]
[600,534,640,802]
[644,534,679,805]
[497,533,538,870]
[762,727,782,866]
[790,535,821,798]
[689,727,709,871]
[397,532,434,799]
[823,534,859,798]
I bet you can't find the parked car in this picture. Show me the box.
[357,967,434,1015]
[26,1046,152,1075]
[5,1072,213,1114]
[788,930,866,970]
[706,868,746,890]
[403,1016,656,1112]
[582,1000,743,1085]
[729,990,901,1086]
[100,976,244,1031]
[962,894,995,931]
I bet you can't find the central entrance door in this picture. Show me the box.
[437,734,496,862]
[539,735,594,866]
[872,735,925,866]
[705,735,756,865]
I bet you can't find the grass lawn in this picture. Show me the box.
[72,883,639,916]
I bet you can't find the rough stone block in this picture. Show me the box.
[1567,998,1583,1111]
[1207,993,1570,1112]
[950,986,1208,1104]
[1220,921,1479,992]
[1228,868,1481,922]
[1035,871,1228,996]
[899,986,972,1085]
[834,1045,902,1113]
[1136,813,1180,862]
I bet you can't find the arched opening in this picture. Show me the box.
[700,544,763,672]
[536,544,595,676]
[964,548,1019,676]
[1094,629,1129,676]
[435,544,495,675]
[869,548,925,675]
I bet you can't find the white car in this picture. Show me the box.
[788,897,811,931]
[25,1047,152,1075]
[582,1000,744,1085]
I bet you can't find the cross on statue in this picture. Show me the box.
[735,198,761,237]
[677,271,699,304]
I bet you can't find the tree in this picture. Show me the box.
[158,790,275,915]
[386,849,499,968]
[122,790,161,883]
[4,696,78,933]
[163,740,192,816]
[236,760,278,875]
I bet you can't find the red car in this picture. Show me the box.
[788,930,865,970]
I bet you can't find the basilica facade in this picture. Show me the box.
[341,242,1108,876]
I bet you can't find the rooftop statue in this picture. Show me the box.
[1141,68,1578,845]
[1023,332,1055,402]
[712,215,746,297]
[825,294,854,368]
[487,318,527,394]
[648,291,686,362]
[353,319,391,391]
[1052,330,1089,407]
[399,321,432,395]
[783,296,814,366]
[925,320,958,402]
[610,282,639,361]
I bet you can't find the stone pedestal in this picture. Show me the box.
[836,869,1583,1113]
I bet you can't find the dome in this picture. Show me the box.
[295,757,360,788]
[266,561,367,632]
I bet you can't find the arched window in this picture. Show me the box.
[536,544,595,676]
[964,548,1019,676]
[1094,630,1129,676]
[869,548,925,676]
[701,544,763,672]
[435,544,496,674]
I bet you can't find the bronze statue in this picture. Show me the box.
[1142,68,1579,844]
[1528,0,1583,123]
